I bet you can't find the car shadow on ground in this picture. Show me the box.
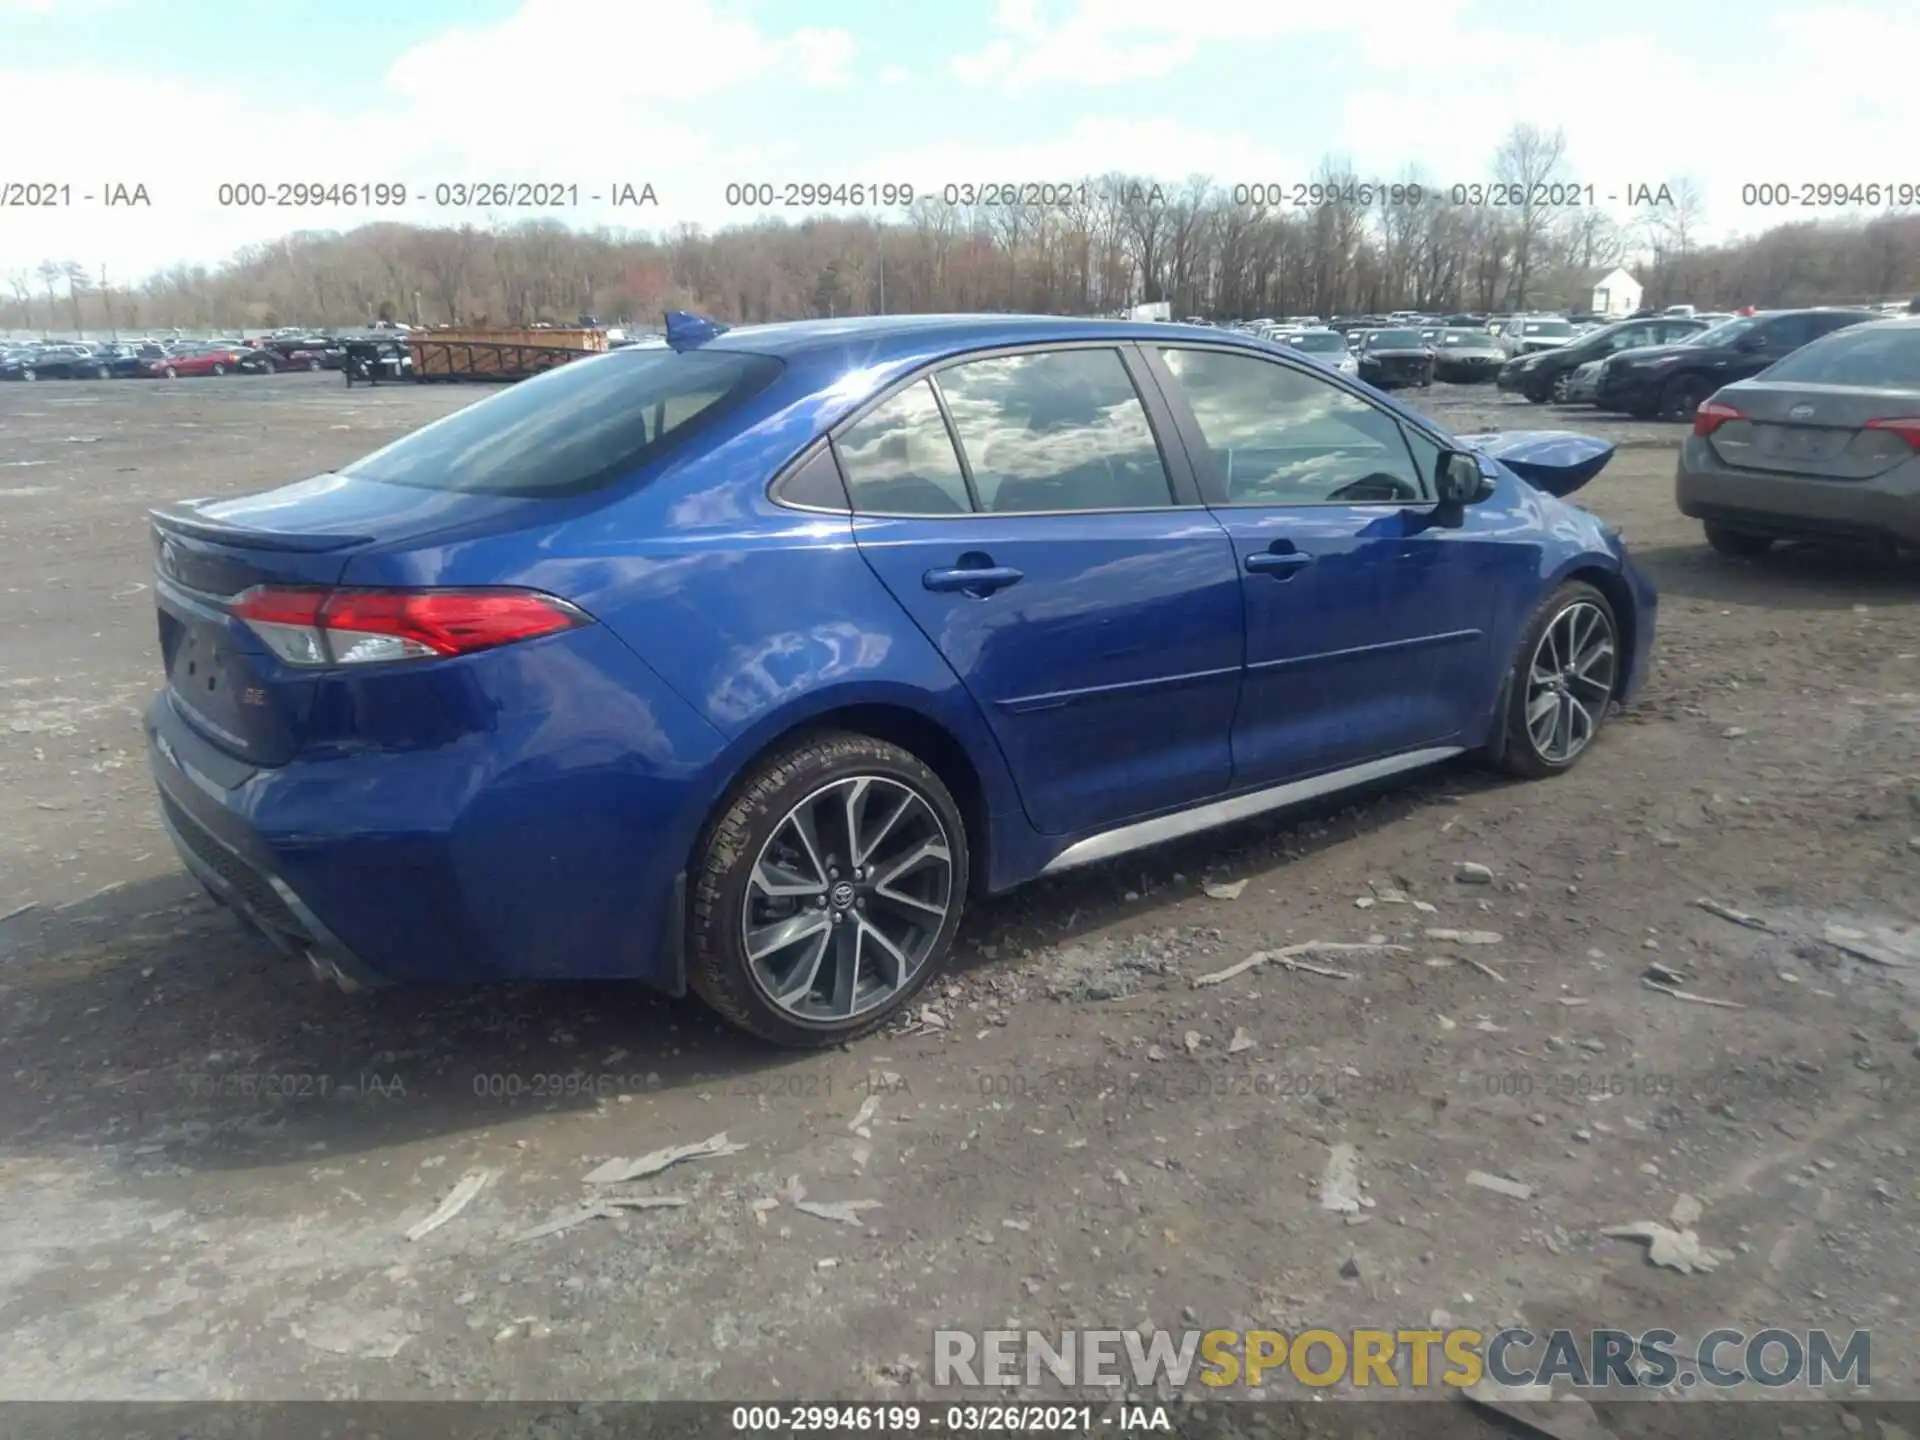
[1631,536,1920,609]
[0,760,1492,1175]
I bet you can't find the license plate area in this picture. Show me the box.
[1755,425,1845,462]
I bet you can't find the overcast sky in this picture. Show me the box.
[2,0,1914,285]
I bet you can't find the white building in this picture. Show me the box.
[1584,266,1644,318]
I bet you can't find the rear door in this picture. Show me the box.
[842,346,1244,838]
[1141,343,1500,786]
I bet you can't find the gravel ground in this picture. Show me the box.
[1,373,1915,1428]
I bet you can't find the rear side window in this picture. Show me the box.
[1762,323,1920,386]
[1809,312,1875,339]
[935,349,1176,513]
[340,348,782,497]
[836,379,975,515]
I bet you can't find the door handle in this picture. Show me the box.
[1244,551,1314,578]
[923,564,1024,595]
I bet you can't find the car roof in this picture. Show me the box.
[703,313,1264,365]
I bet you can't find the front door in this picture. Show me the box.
[841,350,1244,838]
[1143,344,1495,786]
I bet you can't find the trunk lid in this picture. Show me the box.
[1706,380,1920,479]
[150,475,539,766]
[1454,430,1616,497]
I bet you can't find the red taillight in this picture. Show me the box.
[231,586,587,667]
[1693,399,1744,437]
[1864,416,1920,450]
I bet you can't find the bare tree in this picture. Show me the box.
[1491,123,1570,308]
[62,262,92,336]
[6,270,33,332]
[37,261,63,336]
[21,141,1917,337]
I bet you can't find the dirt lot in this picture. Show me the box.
[0,373,1915,1425]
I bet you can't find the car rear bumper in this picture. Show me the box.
[140,624,728,989]
[1675,437,1920,544]
[146,693,388,988]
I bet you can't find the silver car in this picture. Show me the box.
[1280,327,1359,377]
[1498,317,1577,358]
[1675,317,1920,555]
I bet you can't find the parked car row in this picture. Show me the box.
[0,334,348,381]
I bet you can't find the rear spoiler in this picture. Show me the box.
[1452,430,1616,499]
[150,499,372,553]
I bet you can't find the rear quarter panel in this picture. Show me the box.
[335,405,1028,888]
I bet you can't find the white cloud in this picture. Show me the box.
[939,0,1914,242]
[386,0,855,100]
[860,117,1308,196]
[879,64,913,85]
[950,0,1469,92]
[1332,7,1918,240]
[0,0,858,279]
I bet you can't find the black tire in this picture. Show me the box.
[21,368,36,382]
[688,731,968,1047]
[1658,372,1709,421]
[1492,581,1620,780]
[1549,372,1573,403]
[1703,522,1773,559]
[163,365,177,378]
[211,363,226,376]
[308,358,322,371]
[1524,388,1550,404]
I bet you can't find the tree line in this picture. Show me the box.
[5,125,1918,335]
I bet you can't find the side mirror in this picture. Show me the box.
[1435,451,1485,506]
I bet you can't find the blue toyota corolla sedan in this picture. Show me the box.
[143,313,1656,1046]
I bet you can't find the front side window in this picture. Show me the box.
[836,379,974,515]
[1159,347,1429,505]
[935,348,1175,513]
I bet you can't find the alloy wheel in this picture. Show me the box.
[1524,601,1617,764]
[741,775,954,1022]
[1551,373,1572,402]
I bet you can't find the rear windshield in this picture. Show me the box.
[340,347,783,496]
[1761,322,1920,386]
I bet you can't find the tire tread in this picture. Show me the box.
[1495,580,1617,780]
[687,730,964,1047]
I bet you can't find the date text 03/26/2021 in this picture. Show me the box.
[728,1404,1170,1433]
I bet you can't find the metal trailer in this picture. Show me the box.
[404,338,597,383]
